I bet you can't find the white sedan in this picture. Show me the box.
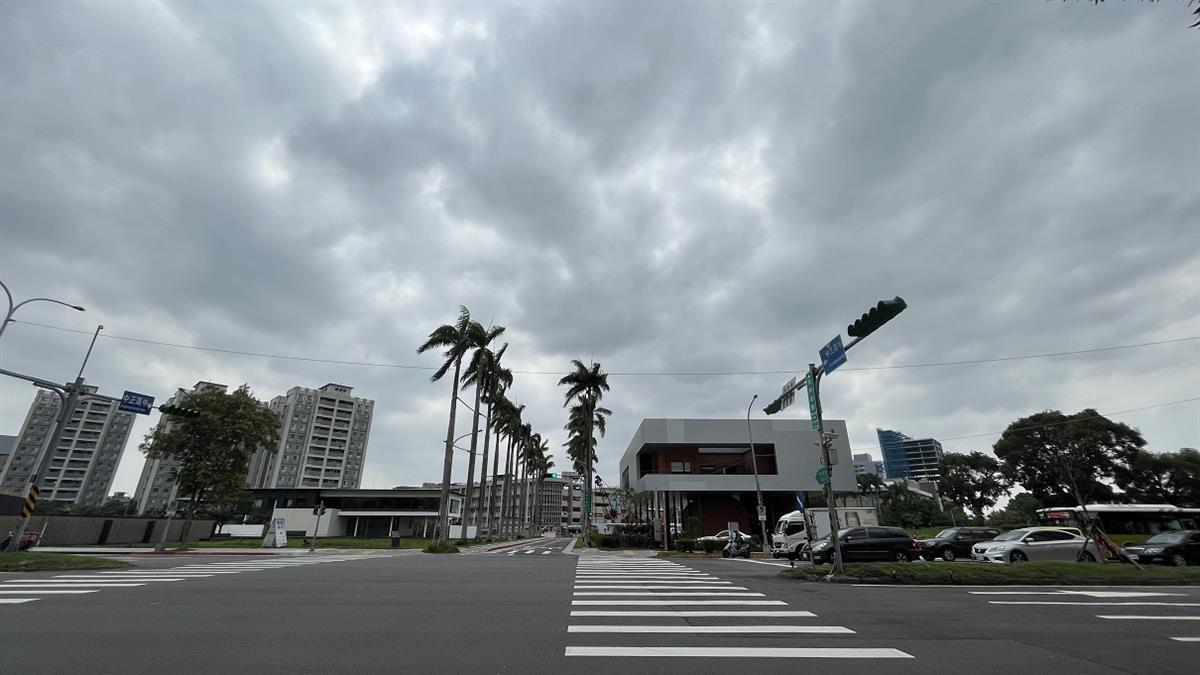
[972,527,1103,563]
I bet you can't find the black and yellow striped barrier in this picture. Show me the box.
[20,485,40,518]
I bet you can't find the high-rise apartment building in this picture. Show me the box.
[132,381,228,515]
[0,385,134,507]
[247,383,373,489]
[877,428,944,482]
[853,453,881,477]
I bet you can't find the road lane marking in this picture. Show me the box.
[969,591,1186,597]
[1170,637,1200,641]
[543,551,551,555]
[991,601,1200,607]
[1096,615,1200,620]
[0,598,39,604]
[571,581,739,586]
[572,600,787,606]
[574,591,764,596]
[718,558,793,568]
[0,589,100,594]
[564,647,912,658]
[567,625,854,634]
[0,578,144,583]
[571,610,817,617]
[572,580,731,585]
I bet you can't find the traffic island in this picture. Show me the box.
[782,562,1200,585]
[0,552,134,572]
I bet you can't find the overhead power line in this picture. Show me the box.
[849,396,1200,454]
[8,319,1199,377]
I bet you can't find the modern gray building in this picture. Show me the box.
[0,386,134,507]
[0,434,15,481]
[132,381,228,515]
[247,383,373,490]
[876,428,944,482]
[618,418,855,538]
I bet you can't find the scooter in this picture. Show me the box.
[721,537,752,559]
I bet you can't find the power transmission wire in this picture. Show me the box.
[9,319,1198,378]
[849,396,1200,454]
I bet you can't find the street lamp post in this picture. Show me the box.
[746,395,770,556]
[0,280,85,342]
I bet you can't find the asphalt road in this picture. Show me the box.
[1,549,1196,673]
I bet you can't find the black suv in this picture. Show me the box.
[918,527,1000,562]
[810,526,918,563]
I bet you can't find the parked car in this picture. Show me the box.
[809,526,918,563]
[971,527,1102,563]
[917,526,1000,562]
[1122,530,1200,567]
[697,529,753,544]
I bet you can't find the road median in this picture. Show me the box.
[782,562,1200,585]
[0,552,134,572]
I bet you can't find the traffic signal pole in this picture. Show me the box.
[811,363,845,577]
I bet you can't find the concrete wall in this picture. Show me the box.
[270,508,348,537]
[1,515,216,546]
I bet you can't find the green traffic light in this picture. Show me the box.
[847,296,907,338]
[763,399,783,416]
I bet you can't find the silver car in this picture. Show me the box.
[971,527,1103,563]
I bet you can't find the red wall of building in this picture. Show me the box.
[697,494,752,535]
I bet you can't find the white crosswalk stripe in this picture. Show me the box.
[565,556,912,660]
[2,553,398,607]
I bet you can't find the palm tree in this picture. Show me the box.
[458,326,506,542]
[470,345,511,540]
[499,401,524,538]
[564,402,610,475]
[487,395,513,538]
[416,306,475,545]
[523,435,551,533]
[558,360,610,540]
[518,429,538,536]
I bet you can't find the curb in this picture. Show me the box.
[563,538,577,555]
[484,538,545,552]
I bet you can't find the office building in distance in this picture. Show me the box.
[877,428,944,482]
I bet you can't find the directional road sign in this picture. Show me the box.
[815,466,830,487]
[118,391,155,415]
[779,377,796,411]
[806,369,820,430]
[757,504,767,521]
[819,335,848,375]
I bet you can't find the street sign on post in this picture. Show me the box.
[819,335,847,375]
[779,378,796,411]
[806,369,820,430]
[815,466,830,487]
[118,391,155,415]
[757,504,767,521]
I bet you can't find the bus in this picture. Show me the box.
[1037,504,1200,545]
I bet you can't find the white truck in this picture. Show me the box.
[770,507,879,560]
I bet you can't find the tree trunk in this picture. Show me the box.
[436,358,462,546]
[500,434,514,538]
[488,418,501,538]
[584,399,594,544]
[476,401,493,542]
[460,383,483,543]
[519,452,529,537]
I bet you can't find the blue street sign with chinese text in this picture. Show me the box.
[820,335,848,375]
[118,391,155,415]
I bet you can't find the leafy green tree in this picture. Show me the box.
[987,492,1044,530]
[993,409,1145,508]
[878,483,941,529]
[141,385,280,545]
[417,306,480,545]
[1115,448,1200,507]
[199,488,254,535]
[939,452,1011,524]
[559,360,610,540]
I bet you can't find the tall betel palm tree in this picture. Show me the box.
[558,360,610,541]
[469,345,511,540]
[487,395,514,538]
[417,306,475,546]
[525,435,552,533]
[458,326,506,542]
[498,401,524,538]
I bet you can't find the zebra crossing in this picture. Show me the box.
[0,553,396,606]
[565,555,913,660]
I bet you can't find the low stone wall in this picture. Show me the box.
[0,515,216,546]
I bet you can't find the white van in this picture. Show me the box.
[771,508,879,559]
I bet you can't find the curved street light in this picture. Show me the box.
[747,394,770,554]
[0,279,85,342]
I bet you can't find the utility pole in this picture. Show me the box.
[812,364,845,576]
[761,297,908,578]
[310,501,325,552]
[746,394,770,556]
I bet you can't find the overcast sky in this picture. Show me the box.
[1,1,1196,499]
